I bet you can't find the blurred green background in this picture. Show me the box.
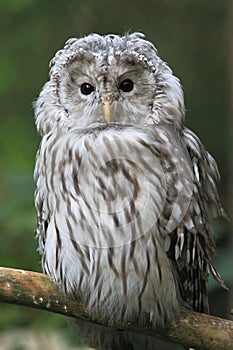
[0,0,232,349]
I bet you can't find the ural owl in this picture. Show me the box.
[34,33,226,349]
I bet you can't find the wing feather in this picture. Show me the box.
[167,127,227,313]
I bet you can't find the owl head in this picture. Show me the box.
[35,33,185,135]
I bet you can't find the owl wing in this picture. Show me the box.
[167,127,227,313]
[34,145,49,257]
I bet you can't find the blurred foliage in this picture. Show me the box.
[0,0,231,343]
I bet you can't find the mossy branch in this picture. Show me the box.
[0,267,232,350]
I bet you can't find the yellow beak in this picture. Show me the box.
[103,98,111,124]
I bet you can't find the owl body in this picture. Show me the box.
[34,33,225,348]
[35,122,190,326]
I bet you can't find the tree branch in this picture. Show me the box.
[0,267,232,350]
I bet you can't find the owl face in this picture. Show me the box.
[35,33,185,135]
[58,53,157,127]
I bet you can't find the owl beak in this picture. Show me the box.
[103,98,111,124]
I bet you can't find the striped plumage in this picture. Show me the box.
[34,33,226,349]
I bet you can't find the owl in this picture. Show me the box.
[34,33,226,349]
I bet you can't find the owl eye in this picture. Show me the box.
[119,79,134,92]
[80,82,95,95]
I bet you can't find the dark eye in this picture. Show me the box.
[80,82,95,95]
[119,79,134,92]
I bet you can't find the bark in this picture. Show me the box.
[0,267,232,350]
